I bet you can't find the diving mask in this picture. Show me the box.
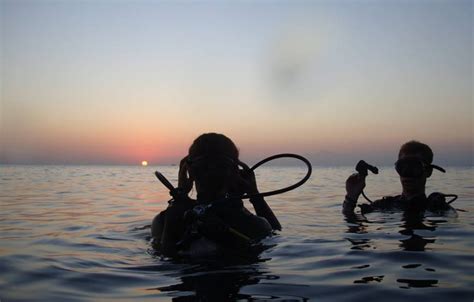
[395,157,445,178]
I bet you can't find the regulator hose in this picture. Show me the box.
[155,153,312,200]
[240,153,312,199]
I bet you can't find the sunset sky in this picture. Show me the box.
[1,0,472,166]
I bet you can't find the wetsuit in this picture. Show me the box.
[151,195,272,257]
[343,193,455,215]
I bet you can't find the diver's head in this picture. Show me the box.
[396,140,434,197]
[187,133,240,202]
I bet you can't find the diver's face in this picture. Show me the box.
[397,152,429,196]
[191,158,236,200]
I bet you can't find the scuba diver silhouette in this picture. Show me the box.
[151,133,306,257]
[343,140,457,215]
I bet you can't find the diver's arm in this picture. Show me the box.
[152,198,193,256]
[237,167,282,230]
[250,196,282,231]
[342,173,366,214]
[151,212,165,239]
[342,195,358,215]
[159,206,184,255]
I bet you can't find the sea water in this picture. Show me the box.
[0,165,473,301]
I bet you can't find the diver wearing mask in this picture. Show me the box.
[343,140,456,215]
[151,133,281,257]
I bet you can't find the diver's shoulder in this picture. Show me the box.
[372,195,403,207]
[234,207,273,239]
[359,195,405,213]
[426,192,457,212]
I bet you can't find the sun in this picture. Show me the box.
[141,160,148,166]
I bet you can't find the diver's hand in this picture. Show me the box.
[178,156,193,194]
[237,168,259,195]
[345,173,366,201]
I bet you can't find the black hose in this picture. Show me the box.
[240,153,312,199]
[361,190,373,204]
[155,153,312,200]
[445,194,458,204]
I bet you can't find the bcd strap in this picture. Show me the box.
[181,200,253,250]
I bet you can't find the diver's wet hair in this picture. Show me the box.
[398,140,433,164]
[188,133,239,162]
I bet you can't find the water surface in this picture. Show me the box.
[1,165,473,301]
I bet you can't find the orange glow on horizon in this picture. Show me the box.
[141,160,148,166]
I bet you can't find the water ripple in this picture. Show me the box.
[0,165,473,301]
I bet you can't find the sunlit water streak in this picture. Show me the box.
[0,165,473,301]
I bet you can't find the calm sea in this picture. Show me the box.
[0,165,473,301]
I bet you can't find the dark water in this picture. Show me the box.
[1,165,473,301]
